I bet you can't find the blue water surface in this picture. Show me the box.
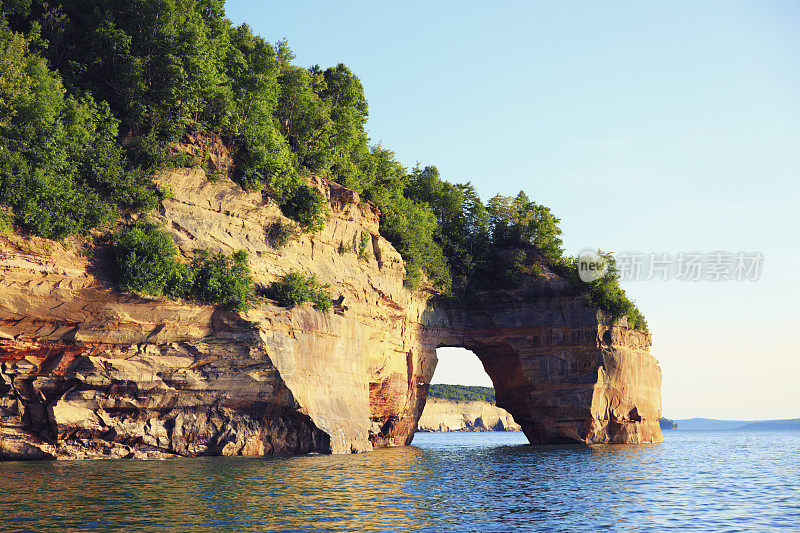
[0,430,798,532]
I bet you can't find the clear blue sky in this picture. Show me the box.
[226,1,800,420]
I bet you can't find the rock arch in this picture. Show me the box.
[408,278,662,446]
[0,173,661,459]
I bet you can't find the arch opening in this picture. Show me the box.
[416,347,520,433]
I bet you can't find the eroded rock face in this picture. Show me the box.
[0,169,661,459]
[422,273,662,444]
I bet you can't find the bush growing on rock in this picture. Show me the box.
[110,219,188,297]
[357,231,370,260]
[278,183,328,233]
[188,249,254,311]
[267,272,332,312]
[266,220,297,248]
[111,219,254,310]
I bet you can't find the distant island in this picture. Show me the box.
[659,417,679,430]
[674,418,800,431]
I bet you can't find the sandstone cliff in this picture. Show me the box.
[417,399,521,432]
[0,169,662,459]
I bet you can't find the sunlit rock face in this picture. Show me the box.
[417,398,521,432]
[0,170,661,459]
[421,291,662,445]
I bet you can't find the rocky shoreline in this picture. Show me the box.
[417,399,521,432]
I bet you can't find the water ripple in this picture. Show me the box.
[0,431,798,532]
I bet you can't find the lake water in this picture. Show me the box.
[1,430,798,532]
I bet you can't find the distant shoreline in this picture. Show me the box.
[418,398,521,432]
[665,418,800,431]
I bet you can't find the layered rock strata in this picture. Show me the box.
[0,169,662,459]
[421,295,662,445]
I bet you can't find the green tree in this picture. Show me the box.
[276,59,332,174]
[319,63,371,191]
[404,166,491,287]
[0,24,155,238]
[486,191,563,261]
[27,0,234,137]
[279,183,328,232]
[225,24,294,193]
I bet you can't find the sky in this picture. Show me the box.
[225,1,800,420]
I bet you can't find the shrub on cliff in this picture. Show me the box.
[267,272,332,312]
[187,249,254,311]
[110,219,188,297]
[278,183,328,233]
[554,253,649,332]
[585,255,648,332]
[111,219,254,310]
[266,221,297,248]
[357,231,370,260]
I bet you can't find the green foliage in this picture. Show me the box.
[26,0,233,137]
[403,166,490,288]
[357,231,370,259]
[14,2,370,213]
[187,249,254,310]
[428,384,495,404]
[275,58,371,187]
[0,207,13,234]
[486,191,563,261]
[279,182,328,232]
[110,218,186,297]
[110,219,253,309]
[267,271,332,312]
[266,220,296,248]
[157,185,175,200]
[555,252,649,332]
[227,26,294,192]
[0,26,156,239]
[1,3,647,331]
[503,251,528,286]
[361,158,451,291]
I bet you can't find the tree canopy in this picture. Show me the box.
[428,384,496,404]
